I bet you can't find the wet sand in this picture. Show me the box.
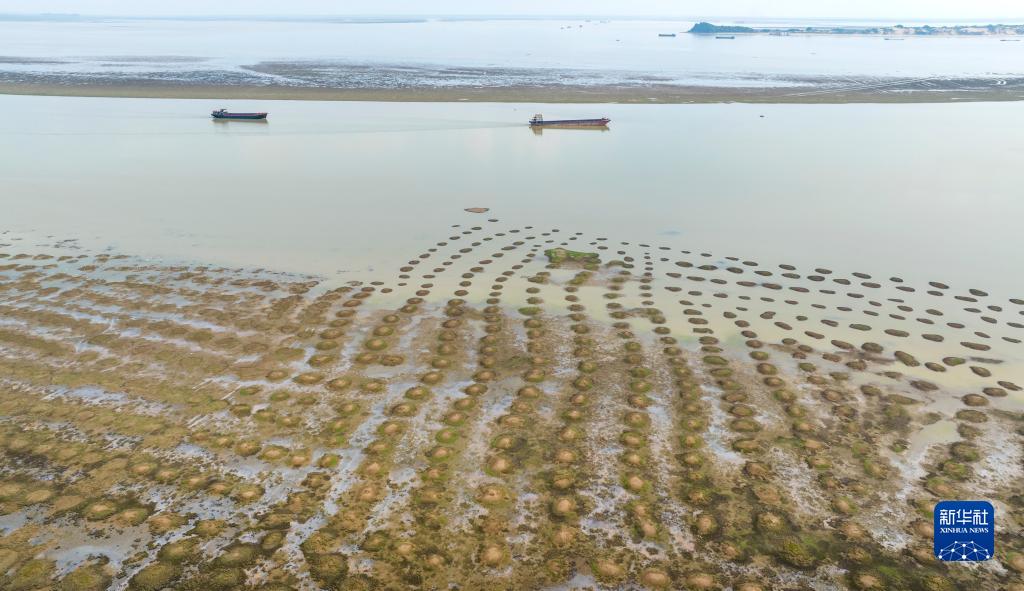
[0,222,1021,590]
[3,76,1024,104]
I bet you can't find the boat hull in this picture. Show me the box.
[211,112,268,120]
[529,118,610,127]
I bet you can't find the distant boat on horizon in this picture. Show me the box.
[211,109,268,120]
[715,35,736,39]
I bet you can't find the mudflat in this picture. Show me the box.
[0,221,1020,590]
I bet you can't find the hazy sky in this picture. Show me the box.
[2,0,1023,20]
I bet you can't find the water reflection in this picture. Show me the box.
[211,118,270,125]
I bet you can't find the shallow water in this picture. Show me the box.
[2,94,1023,297]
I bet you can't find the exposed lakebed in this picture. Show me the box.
[0,220,1021,589]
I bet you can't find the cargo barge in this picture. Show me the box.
[211,109,268,120]
[529,114,610,127]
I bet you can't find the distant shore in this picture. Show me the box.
[688,20,1024,37]
[2,78,1024,104]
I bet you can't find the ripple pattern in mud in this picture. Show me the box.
[0,228,1021,590]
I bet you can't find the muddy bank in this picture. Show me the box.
[2,74,1024,104]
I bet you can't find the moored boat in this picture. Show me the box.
[529,114,610,128]
[211,109,268,120]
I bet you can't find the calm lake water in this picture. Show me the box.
[1,17,1023,87]
[1,94,1022,297]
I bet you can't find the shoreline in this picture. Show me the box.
[3,80,1024,104]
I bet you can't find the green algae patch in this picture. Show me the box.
[214,543,261,568]
[129,561,182,591]
[158,538,199,564]
[82,499,120,521]
[773,535,823,569]
[8,559,55,591]
[544,248,600,265]
[57,562,112,591]
[307,553,348,587]
[201,568,246,589]
[190,519,227,538]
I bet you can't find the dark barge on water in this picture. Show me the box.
[529,114,610,128]
[211,109,268,120]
